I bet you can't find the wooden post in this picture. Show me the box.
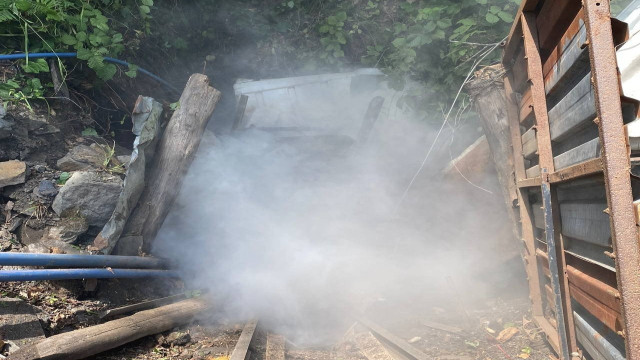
[121,74,221,252]
[466,64,519,238]
[10,298,208,360]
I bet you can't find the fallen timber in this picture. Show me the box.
[10,298,209,360]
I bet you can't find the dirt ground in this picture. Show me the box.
[1,275,556,360]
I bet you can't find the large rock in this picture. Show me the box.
[52,171,123,226]
[0,160,26,188]
[44,216,89,244]
[56,143,110,171]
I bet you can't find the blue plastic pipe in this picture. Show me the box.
[0,52,179,93]
[0,268,180,282]
[0,253,167,269]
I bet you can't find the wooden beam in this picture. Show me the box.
[230,320,259,360]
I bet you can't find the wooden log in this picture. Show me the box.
[122,74,221,251]
[466,64,519,236]
[10,298,208,360]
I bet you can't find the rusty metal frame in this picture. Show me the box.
[521,11,578,357]
[503,0,640,359]
[505,75,545,319]
[583,0,640,359]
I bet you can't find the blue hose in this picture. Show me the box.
[0,268,180,282]
[0,252,167,269]
[0,52,179,93]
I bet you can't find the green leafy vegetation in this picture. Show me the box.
[0,0,635,113]
[146,0,521,111]
[0,0,154,104]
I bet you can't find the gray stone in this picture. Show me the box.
[35,179,58,198]
[112,235,143,255]
[0,160,26,188]
[94,97,163,254]
[52,171,123,226]
[26,119,59,135]
[164,331,191,346]
[116,155,131,166]
[44,216,88,243]
[34,164,46,173]
[56,143,110,171]
[0,117,15,140]
[8,217,23,233]
[0,297,46,351]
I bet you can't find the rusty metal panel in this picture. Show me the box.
[583,1,640,359]
[505,71,546,318]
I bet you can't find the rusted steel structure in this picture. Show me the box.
[502,1,640,359]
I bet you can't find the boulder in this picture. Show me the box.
[56,143,110,171]
[52,171,123,226]
[0,160,26,188]
[44,216,89,243]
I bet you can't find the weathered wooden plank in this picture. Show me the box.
[526,164,540,178]
[230,320,259,360]
[553,137,601,170]
[542,11,589,99]
[522,127,537,158]
[548,73,595,142]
